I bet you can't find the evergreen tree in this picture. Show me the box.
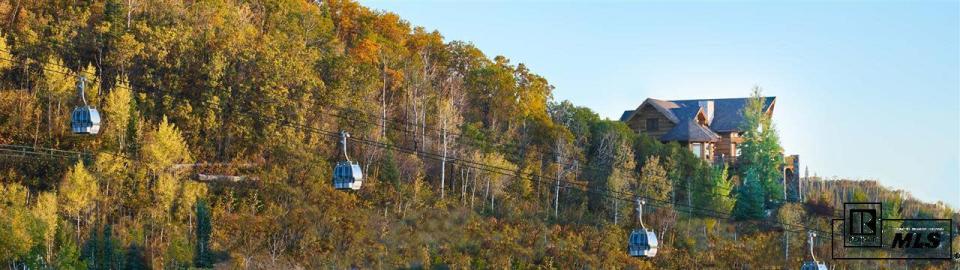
[194,199,213,268]
[122,245,147,270]
[733,168,765,220]
[710,164,735,214]
[737,87,784,210]
[83,224,120,270]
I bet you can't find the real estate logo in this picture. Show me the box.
[844,203,882,248]
[832,202,954,260]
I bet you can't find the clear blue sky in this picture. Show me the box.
[358,0,960,208]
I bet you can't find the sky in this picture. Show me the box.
[357,0,960,208]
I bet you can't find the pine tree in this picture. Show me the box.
[194,199,213,268]
[737,87,783,210]
[733,168,765,220]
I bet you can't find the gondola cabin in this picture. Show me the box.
[628,229,658,257]
[800,231,827,270]
[332,161,362,190]
[800,261,827,270]
[71,106,101,134]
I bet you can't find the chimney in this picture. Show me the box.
[698,100,714,124]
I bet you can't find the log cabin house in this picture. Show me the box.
[618,97,776,162]
[619,96,803,201]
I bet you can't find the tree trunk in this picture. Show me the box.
[555,160,561,218]
[380,53,387,140]
[470,170,477,209]
[440,127,447,199]
[484,177,490,210]
[784,231,789,268]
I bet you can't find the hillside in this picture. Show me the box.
[0,0,956,268]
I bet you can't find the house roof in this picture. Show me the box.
[623,96,776,133]
[660,120,720,142]
[619,110,635,122]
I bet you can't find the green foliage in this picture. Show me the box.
[638,156,672,203]
[194,199,213,268]
[696,164,735,214]
[585,120,635,217]
[54,222,87,270]
[733,168,765,220]
[381,149,401,188]
[83,224,122,270]
[122,245,147,270]
[736,87,784,211]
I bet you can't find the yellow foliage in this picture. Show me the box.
[174,181,208,219]
[31,192,58,251]
[58,161,99,219]
[0,182,28,208]
[0,36,11,71]
[103,78,133,150]
[42,57,75,101]
[0,202,33,263]
[142,116,193,173]
[154,173,178,215]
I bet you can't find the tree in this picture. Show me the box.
[194,199,213,268]
[103,78,133,151]
[736,87,784,210]
[585,120,635,219]
[142,116,193,216]
[638,156,672,203]
[83,224,121,270]
[0,183,35,264]
[54,221,86,270]
[59,161,99,234]
[777,203,805,266]
[700,164,735,215]
[608,145,635,225]
[141,116,193,173]
[733,168,765,220]
[478,152,517,212]
[31,192,59,263]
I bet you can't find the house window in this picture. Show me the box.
[691,143,702,158]
[734,143,742,157]
[646,118,659,132]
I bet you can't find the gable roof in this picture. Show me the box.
[619,110,635,122]
[634,98,681,123]
[624,96,776,133]
[660,120,720,142]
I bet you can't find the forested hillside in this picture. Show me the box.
[0,0,956,269]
